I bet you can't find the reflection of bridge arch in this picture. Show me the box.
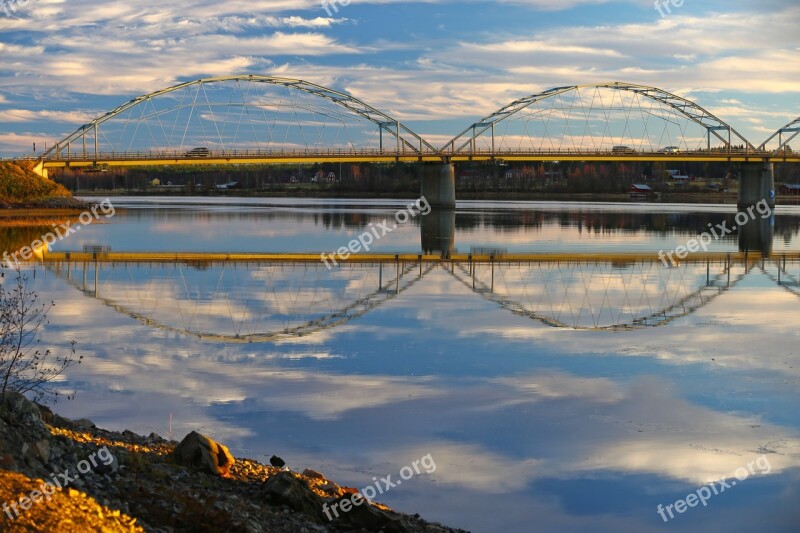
[42,75,437,161]
[760,258,800,299]
[45,258,784,338]
[443,82,754,154]
[49,262,434,343]
[447,260,753,330]
[760,117,800,151]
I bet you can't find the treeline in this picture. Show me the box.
[51,160,800,194]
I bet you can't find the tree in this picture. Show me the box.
[0,269,82,404]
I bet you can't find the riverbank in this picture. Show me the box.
[72,188,800,205]
[0,162,87,209]
[0,394,464,532]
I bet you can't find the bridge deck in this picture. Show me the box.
[32,251,800,264]
[38,150,800,168]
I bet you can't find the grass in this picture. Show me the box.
[0,161,72,205]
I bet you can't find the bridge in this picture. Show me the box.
[31,77,800,208]
[40,254,799,341]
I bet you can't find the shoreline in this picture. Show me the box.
[0,394,465,532]
[66,190,800,206]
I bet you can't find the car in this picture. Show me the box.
[659,146,680,153]
[185,147,211,158]
[612,145,635,154]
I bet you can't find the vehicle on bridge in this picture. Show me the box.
[659,146,680,153]
[612,145,635,154]
[185,147,210,158]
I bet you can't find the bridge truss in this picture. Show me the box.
[443,82,755,157]
[41,76,437,162]
[760,117,800,152]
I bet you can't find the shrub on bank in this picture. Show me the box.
[0,162,71,205]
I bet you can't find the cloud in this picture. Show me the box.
[0,109,96,123]
[0,0,799,154]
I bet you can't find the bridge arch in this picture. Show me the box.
[42,75,437,160]
[760,117,800,151]
[442,82,754,155]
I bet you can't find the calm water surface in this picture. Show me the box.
[14,198,800,532]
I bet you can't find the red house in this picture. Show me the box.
[778,184,800,196]
[629,183,656,200]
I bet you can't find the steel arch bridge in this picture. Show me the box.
[34,78,800,177]
[442,82,761,162]
[760,116,800,152]
[39,75,440,173]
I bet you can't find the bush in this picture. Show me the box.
[0,161,71,204]
[0,269,82,404]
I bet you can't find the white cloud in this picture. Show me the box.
[0,0,798,153]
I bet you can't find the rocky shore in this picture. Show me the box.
[1,196,92,210]
[0,394,466,532]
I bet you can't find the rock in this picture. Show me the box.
[302,469,325,480]
[318,481,339,493]
[269,455,286,468]
[50,445,64,460]
[173,431,235,476]
[21,442,34,463]
[52,414,74,428]
[95,449,119,475]
[96,457,119,475]
[262,471,325,521]
[2,392,43,426]
[21,439,51,466]
[36,403,55,424]
[327,495,408,532]
[0,453,17,470]
[73,418,96,429]
[114,448,131,466]
[34,439,51,463]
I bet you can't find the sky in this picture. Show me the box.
[0,0,798,156]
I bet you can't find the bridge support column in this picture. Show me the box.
[420,208,456,257]
[738,162,774,211]
[738,214,773,255]
[32,161,49,179]
[421,163,456,208]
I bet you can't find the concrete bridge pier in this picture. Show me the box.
[421,162,456,208]
[738,214,773,255]
[420,208,456,257]
[738,162,774,210]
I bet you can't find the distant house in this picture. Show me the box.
[666,170,690,182]
[629,184,654,193]
[779,184,800,196]
[629,183,657,200]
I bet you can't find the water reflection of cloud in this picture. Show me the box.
[30,258,800,532]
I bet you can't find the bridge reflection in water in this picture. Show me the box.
[420,207,776,257]
[36,204,792,340]
[45,253,798,342]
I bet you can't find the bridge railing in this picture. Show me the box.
[43,147,439,161]
[38,146,792,162]
[446,147,770,157]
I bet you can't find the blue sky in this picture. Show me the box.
[0,0,798,156]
